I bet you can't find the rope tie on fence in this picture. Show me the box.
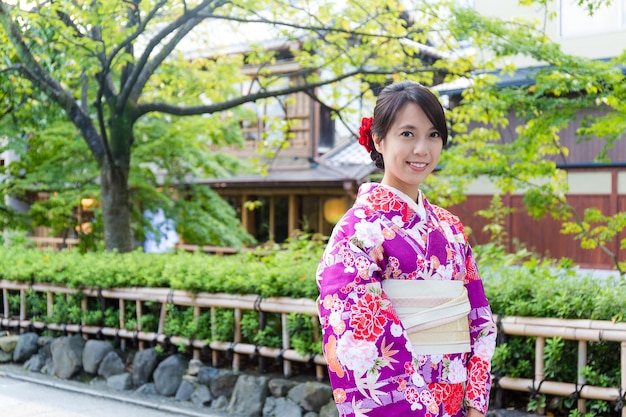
[61,323,68,336]
[495,314,506,345]
[253,295,263,312]
[77,323,83,336]
[96,327,103,340]
[615,388,625,412]
[114,328,122,348]
[275,348,287,366]
[151,333,159,348]
[226,342,237,360]
[569,383,588,400]
[306,353,316,369]
[166,289,175,304]
[529,379,546,400]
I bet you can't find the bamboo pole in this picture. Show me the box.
[233,308,241,372]
[498,377,621,402]
[535,337,545,415]
[136,300,144,350]
[20,289,26,323]
[282,313,291,378]
[622,341,626,417]
[193,305,200,359]
[2,288,7,318]
[46,291,53,319]
[119,299,126,351]
[211,307,218,367]
[0,318,327,367]
[577,340,587,413]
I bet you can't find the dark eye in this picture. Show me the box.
[429,131,441,138]
[401,131,414,137]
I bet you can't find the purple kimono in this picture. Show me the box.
[317,183,497,417]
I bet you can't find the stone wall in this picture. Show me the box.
[0,330,338,417]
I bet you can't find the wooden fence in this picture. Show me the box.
[1,279,626,416]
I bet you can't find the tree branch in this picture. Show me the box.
[0,1,105,164]
[118,0,224,111]
[135,68,434,117]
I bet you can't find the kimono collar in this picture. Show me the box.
[364,183,428,220]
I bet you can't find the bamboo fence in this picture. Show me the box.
[1,279,626,416]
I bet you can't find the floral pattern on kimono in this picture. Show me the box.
[317,183,497,417]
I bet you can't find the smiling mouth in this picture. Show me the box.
[407,162,428,168]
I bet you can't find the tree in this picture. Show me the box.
[0,0,466,252]
[0,0,624,263]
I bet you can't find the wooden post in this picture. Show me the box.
[136,300,144,350]
[2,289,8,319]
[269,197,276,242]
[119,299,126,351]
[282,313,292,377]
[577,340,587,413]
[211,307,218,367]
[621,341,626,417]
[233,308,241,372]
[20,288,26,323]
[46,291,53,320]
[288,195,298,236]
[193,305,200,359]
[535,337,545,415]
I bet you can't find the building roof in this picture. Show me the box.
[204,139,377,190]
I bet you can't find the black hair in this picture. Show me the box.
[368,81,448,170]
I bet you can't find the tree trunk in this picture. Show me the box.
[100,157,133,253]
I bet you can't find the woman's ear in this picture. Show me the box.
[372,133,383,153]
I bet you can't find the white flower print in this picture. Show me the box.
[446,357,467,383]
[474,332,497,360]
[354,219,384,247]
[336,331,378,376]
[329,311,342,327]
[390,322,403,337]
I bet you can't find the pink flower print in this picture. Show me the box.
[404,361,416,375]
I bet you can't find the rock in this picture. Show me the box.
[263,396,303,417]
[187,358,204,376]
[227,374,269,417]
[50,335,85,379]
[135,383,159,396]
[319,400,340,417]
[211,395,229,411]
[304,412,319,417]
[175,379,195,401]
[0,335,20,353]
[191,384,212,406]
[97,351,125,378]
[107,373,133,391]
[132,348,158,387]
[287,382,333,412]
[153,354,188,397]
[24,353,46,372]
[82,340,114,374]
[0,349,11,363]
[197,366,219,385]
[269,378,299,397]
[209,369,239,398]
[13,332,39,363]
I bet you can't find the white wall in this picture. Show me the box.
[473,0,626,62]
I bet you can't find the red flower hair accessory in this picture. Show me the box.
[358,116,374,153]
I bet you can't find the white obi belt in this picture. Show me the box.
[382,279,471,355]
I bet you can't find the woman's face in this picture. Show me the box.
[373,102,444,200]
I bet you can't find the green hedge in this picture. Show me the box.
[0,234,323,299]
[2,236,626,415]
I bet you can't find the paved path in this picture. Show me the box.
[0,367,226,417]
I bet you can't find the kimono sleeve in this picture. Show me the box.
[462,241,497,414]
[316,215,437,417]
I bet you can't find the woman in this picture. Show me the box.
[316,81,496,417]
